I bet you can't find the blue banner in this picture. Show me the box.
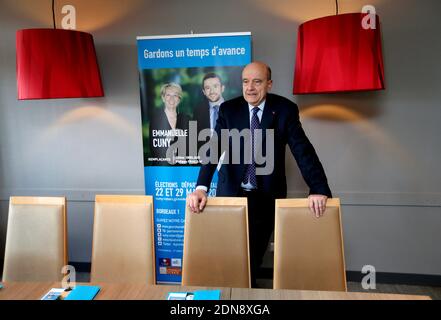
[137,32,251,283]
[138,33,251,69]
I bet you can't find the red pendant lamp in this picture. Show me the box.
[293,2,385,94]
[16,1,104,100]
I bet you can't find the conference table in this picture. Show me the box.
[0,282,431,300]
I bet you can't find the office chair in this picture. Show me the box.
[181,197,250,288]
[273,198,347,291]
[3,196,67,282]
[91,195,155,284]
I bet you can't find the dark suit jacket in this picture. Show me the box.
[193,101,211,155]
[193,101,211,132]
[197,93,332,198]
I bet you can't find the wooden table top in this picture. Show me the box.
[0,282,231,300]
[0,282,431,300]
[230,287,431,300]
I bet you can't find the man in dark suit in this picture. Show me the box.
[192,73,225,162]
[194,72,225,132]
[187,61,332,287]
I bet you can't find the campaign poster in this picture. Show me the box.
[137,32,251,283]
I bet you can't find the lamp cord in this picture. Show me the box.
[335,0,339,15]
[52,0,56,29]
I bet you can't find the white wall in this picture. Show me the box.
[1,0,440,275]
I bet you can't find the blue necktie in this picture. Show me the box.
[211,105,219,130]
[243,107,261,188]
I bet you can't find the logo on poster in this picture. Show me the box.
[167,267,182,275]
[171,258,182,267]
[159,267,167,275]
[159,258,171,267]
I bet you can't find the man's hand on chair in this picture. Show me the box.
[308,194,328,218]
[187,189,208,214]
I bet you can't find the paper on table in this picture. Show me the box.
[41,288,66,300]
[167,292,194,300]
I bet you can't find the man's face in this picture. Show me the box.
[202,77,224,103]
[242,63,272,106]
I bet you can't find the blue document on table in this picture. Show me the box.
[193,290,221,300]
[167,289,221,300]
[64,286,100,300]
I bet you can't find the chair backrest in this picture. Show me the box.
[2,196,67,282]
[181,197,250,288]
[91,195,155,284]
[273,198,347,291]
